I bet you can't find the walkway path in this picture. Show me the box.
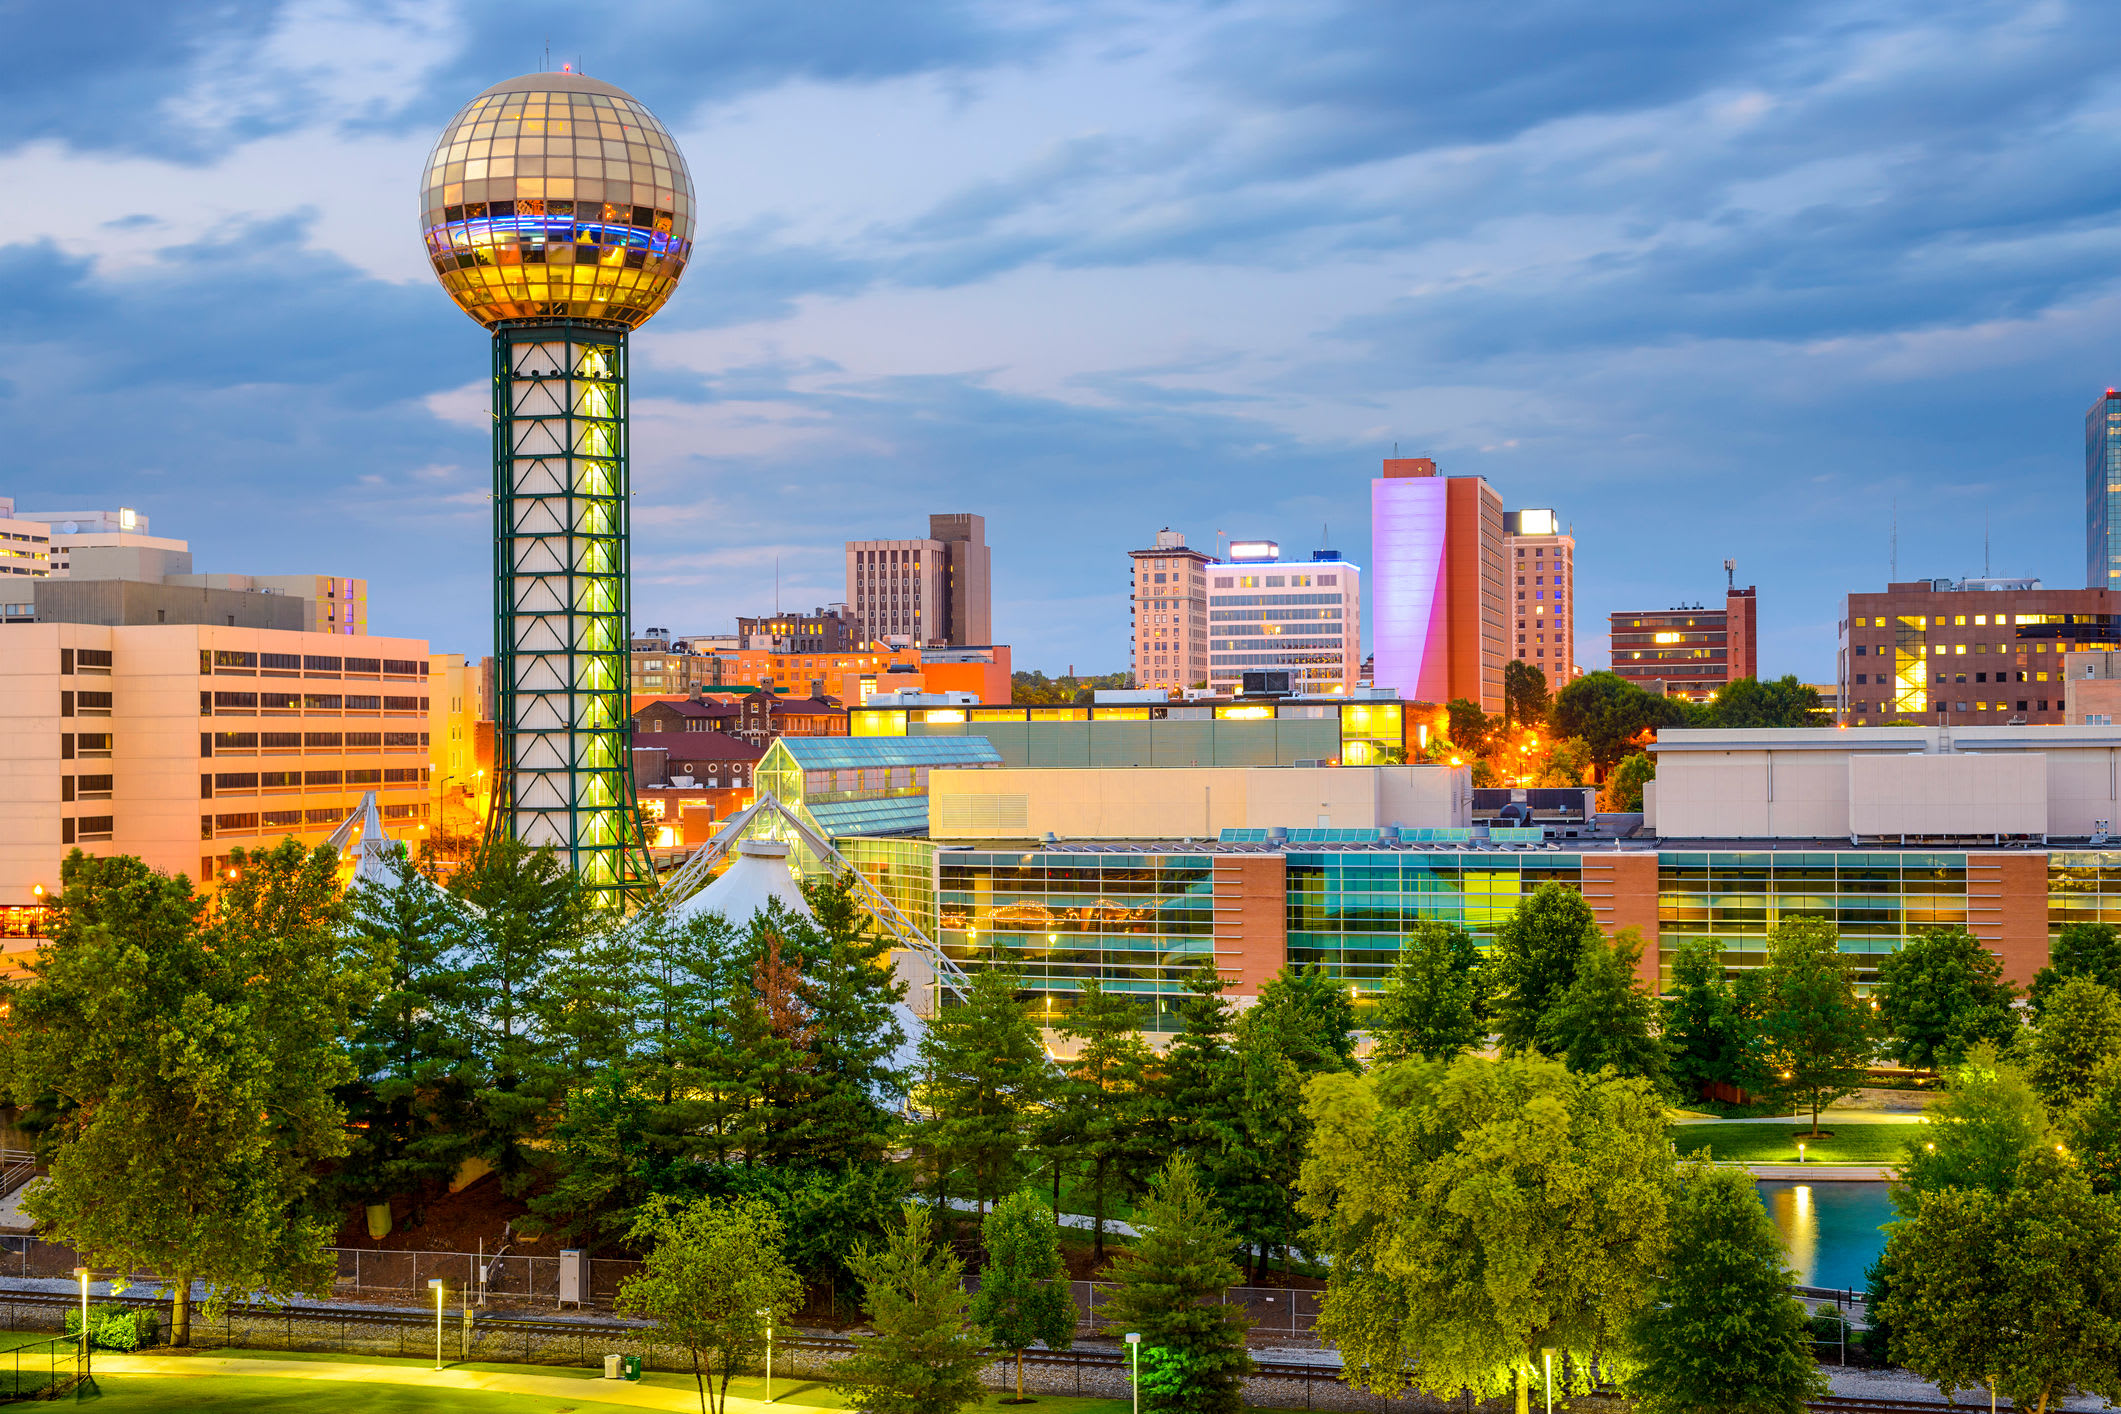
[98,1352,806,1413]
[1670,1113,1927,1126]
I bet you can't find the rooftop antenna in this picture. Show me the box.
[1890,496,1898,579]
[774,555,781,615]
[1984,508,1991,578]
[1322,521,1329,551]
[544,38,550,71]
[1724,557,1735,591]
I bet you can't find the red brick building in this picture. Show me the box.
[1609,586,1757,701]
[1839,578,2121,725]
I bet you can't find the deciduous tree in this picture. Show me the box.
[1248,962,1356,1072]
[1099,1157,1254,1414]
[615,1194,802,1414]
[834,1204,990,1414]
[1661,936,1763,1100]
[1551,672,1687,772]
[1875,927,2018,1071]
[1488,882,1601,1056]
[1539,928,1667,1090]
[973,1190,1076,1402]
[2022,977,2121,1111]
[1757,917,1873,1136]
[1895,1046,2046,1202]
[1603,751,1656,813]
[2031,922,2121,1016]
[1370,920,1484,1064]
[1300,1055,1672,1414]
[1503,659,1550,728]
[1623,1162,1824,1414]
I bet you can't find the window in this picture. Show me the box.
[77,649,112,671]
[346,696,382,711]
[345,769,382,785]
[76,775,113,799]
[74,816,113,842]
[213,650,258,670]
[215,813,260,832]
[214,773,260,790]
[260,652,300,671]
[262,810,303,828]
[261,693,300,710]
[214,692,259,710]
[305,770,342,787]
[77,733,111,757]
[304,694,342,710]
[76,691,112,715]
[212,732,259,751]
[305,732,343,748]
[260,771,299,788]
[344,658,382,673]
[303,655,342,673]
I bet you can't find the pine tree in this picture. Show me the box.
[1207,1012,1309,1279]
[1148,957,1234,1157]
[799,873,911,1165]
[1051,979,1154,1259]
[1099,1157,1254,1414]
[1371,920,1484,1064]
[974,1189,1076,1402]
[1540,928,1668,1090]
[918,967,1049,1214]
[1624,1163,1825,1414]
[1489,882,1601,1056]
[834,1204,990,1414]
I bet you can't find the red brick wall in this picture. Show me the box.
[1966,852,2051,987]
[1579,852,1662,990]
[1213,855,1287,999]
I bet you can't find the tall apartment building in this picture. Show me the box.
[1609,587,1757,701]
[1370,458,1507,712]
[1129,529,1210,690]
[1839,577,2119,726]
[1205,542,1362,695]
[845,513,992,648]
[0,624,440,921]
[1503,509,1575,682]
[2091,389,2121,591]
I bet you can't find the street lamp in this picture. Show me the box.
[758,1308,774,1402]
[429,1279,445,1370]
[1797,1141,1807,1165]
[71,1267,88,1375]
[1125,1333,1142,1414]
[1542,1347,1556,1414]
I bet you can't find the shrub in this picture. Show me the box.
[65,1305,158,1351]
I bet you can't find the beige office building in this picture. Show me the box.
[846,514,992,648]
[0,624,440,932]
[1504,509,1576,683]
[1130,529,1211,691]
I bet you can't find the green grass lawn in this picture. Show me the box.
[1670,1122,1919,1166]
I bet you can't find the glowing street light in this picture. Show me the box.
[1125,1333,1142,1414]
[1542,1347,1557,1414]
[72,1267,89,1374]
[759,1308,775,1401]
[429,1279,446,1370]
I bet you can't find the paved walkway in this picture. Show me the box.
[99,1351,808,1412]
[1747,1164,1894,1180]
[1670,1113,1927,1125]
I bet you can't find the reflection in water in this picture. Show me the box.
[1755,1180,1892,1292]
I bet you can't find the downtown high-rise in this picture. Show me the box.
[1369,458,1507,712]
[2090,388,2121,590]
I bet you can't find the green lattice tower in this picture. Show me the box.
[487,318,652,905]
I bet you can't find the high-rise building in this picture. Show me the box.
[420,70,697,904]
[1609,587,1757,701]
[1503,509,1575,683]
[1129,529,1210,690]
[1205,542,1362,695]
[1838,577,2120,726]
[2090,389,2121,590]
[1369,458,1506,711]
[846,515,992,648]
[0,623,442,924]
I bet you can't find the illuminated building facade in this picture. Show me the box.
[1609,587,1756,701]
[1129,529,1210,691]
[846,515,992,648]
[1370,459,1507,712]
[1503,509,1575,681]
[1205,541,1362,696]
[421,70,695,903]
[2090,388,2121,590]
[1837,578,2120,725]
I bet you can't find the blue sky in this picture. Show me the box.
[7,0,2121,681]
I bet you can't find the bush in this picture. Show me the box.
[65,1304,158,1350]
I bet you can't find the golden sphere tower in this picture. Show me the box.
[420,72,695,902]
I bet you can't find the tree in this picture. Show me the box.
[1050,980,1154,1259]
[1488,882,1601,1056]
[1696,676,1827,729]
[1875,927,2018,1071]
[973,1190,1076,1402]
[615,1195,802,1414]
[1148,957,1235,1161]
[2022,977,2121,1110]
[1661,936,1764,1100]
[1301,1055,1672,1414]
[1503,659,1550,728]
[1623,1162,1824,1414]
[1895,1046,2047,1201]
[2032,923,2121,1016]
[1207,1008,1311,1280]
[1603,751,1656,813]
[1446,698,1494,756]
[1539,928,1667,1090]
[1537,737,1591,788]
[1881,1152,2121,1414]
[834,1204,990,1414]
[6,845,378,1346]
[1756,917,1873,1136]
[1370,921,1484,1064]
[1248,962,1356,1073]
[1550,671,1688,773]
[796,873,912,1165]
[2059,1055,2121,1197]
[1099,1157,1254,1414]
[918,966,1049,1215]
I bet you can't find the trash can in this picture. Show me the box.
[603,1354,623,1380]
[620,1354,643,1382]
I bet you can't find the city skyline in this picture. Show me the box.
[9,5,2121,681]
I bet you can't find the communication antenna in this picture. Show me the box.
[1984,508,1991,578]
[544,38,550,71]
[775,555,781,614]
[1724,558,1735,591]
[1890,497,1898,579]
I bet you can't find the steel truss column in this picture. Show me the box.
[487,317,651,905]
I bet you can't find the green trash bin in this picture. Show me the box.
[620,1354,643,1382]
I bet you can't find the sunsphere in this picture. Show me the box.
[421,72,695,329]
[420,70,693,904]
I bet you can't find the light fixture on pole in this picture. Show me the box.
[71,1267,89,1376]
[1125,1332,1142,1414]
[758,1308,774,1402]
[1542,1347,1557,1414]
[429,1279,445,1370]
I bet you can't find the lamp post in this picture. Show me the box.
[71,1267,88,1376]
[429,1279,445,1370]
[1542,1347,1556,1414]
[758,1308,774,1402]
[1125,1332,1141,1414]
[1798,1141,1807,1165]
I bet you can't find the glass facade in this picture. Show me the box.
[2048,851,2121,938]
[839,836,941,940]
[422,75,694,330]
[2089,392,2121,591]
[1657,852,1967,987]
[934,850,1216,1030]
[1286,853,1583,1001]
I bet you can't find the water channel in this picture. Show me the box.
[1756,1179,1894,1293]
